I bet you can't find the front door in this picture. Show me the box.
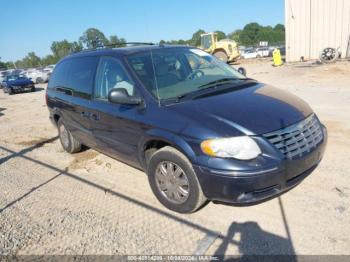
[90,56,143,167]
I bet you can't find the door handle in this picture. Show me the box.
[90,113,100,121]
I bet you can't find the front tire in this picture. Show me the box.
[57,119,82,153]
[147,146,207,213]
[31,86,36,92]
[214,51,228,63]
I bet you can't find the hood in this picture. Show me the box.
[169,83,313,137]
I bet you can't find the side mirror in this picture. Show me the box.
[108,88,142,105]
[237,67,247,76]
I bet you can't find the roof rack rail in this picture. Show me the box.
[73,42,156,54]
[109,42,155,47]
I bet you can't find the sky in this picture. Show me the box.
[0,0,284,62]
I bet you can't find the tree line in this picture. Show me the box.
[160,23,285,47]
[0,23,284,70]
[0,28,126,70]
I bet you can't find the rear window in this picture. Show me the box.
[48,60,70,89]
[48,56,98,99]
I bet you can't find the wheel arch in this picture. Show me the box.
[138,129,197,170]
[213,48,228,56]
[51,108,63,127]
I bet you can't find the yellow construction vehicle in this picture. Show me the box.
[200,32,240,63]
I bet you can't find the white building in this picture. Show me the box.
[285,0,350,62]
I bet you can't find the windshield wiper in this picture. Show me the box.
[197,77,254,90]
[172,78,255,103]
[174,79,236,102]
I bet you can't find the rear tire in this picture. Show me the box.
[147,146,207,213]
[214,51,228,63]
[57,119,82,153]
[31,86,36,92]
[8,89,13,95]
[36,77,43,84]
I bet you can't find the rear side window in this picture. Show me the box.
[48,60,70,89]
[48,56,98,99]
[68,56,98,99]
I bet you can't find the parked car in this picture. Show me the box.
[25,68,50,83]
[0,71,10,88]
[44,64,56,73]
[241,48,259,59]
[11,69,24,75]
[279,46,286,56]
[2,74,35,95]
[256,47,270,57]
[47,45,327,213]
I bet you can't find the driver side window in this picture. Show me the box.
[95,56,135,100]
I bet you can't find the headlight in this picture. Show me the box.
[200,136,261,160]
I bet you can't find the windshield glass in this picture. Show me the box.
[6,74,27,81]
[201,35,212,50]
[126,47,245,100]
[6,75,20,81]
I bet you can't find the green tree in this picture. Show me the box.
[50,40,82,62]
[41,54,57,66]
[231,23,285,46]
[71,41,83,52]
[274,24,285,32]
[189,29,206,46]
[228,29,242,44]
[5,62,15,69]
[79,28,109,49]
[215,31,226,41]
[0,58,7,70]
[20,52,41,68]
[240,23,261,46]
[51,40,73,59]
[108,35,126,47]
[176,39,187,45]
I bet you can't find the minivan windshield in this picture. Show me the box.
[126,47,245,101]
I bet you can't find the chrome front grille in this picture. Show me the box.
[263,114,323,159]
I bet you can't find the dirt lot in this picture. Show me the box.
[0,60,349,256]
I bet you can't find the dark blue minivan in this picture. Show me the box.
[46,45,327,213]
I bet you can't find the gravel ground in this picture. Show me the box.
[0,59,349,256]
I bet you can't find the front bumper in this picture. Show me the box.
[193,126,327,205]
[4,85,33,93]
